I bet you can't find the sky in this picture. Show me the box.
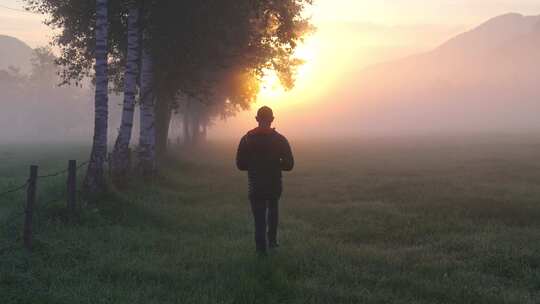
[226,0,540,138]
[250,0,540,111]
[310,0,540,25]
[1,0,540,139]
[1,0,540,47]
[0,0,50,47]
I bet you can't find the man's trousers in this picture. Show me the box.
[250,198,279,252]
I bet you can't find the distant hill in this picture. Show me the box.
[437,13,540,54]
[0,35,33,73]
[333,13,540,135]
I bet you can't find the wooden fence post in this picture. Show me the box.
[67,160,77,215]
[24,165,38,251]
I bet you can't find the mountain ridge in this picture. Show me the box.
[331,12,540,135]
[436,13,540,54]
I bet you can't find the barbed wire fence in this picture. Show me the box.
[0,159,90,253]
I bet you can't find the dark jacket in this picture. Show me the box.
[236,127,294,200]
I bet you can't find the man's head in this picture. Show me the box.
[256,106,274,127]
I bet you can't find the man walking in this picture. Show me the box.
[236,106,294,255]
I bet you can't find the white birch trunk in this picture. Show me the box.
[84,0,109,194]
[111,5,140,178]
[138,46,156,175]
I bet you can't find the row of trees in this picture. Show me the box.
[0,48,96,141]
[26,0,313,195]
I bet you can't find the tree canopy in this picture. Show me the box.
[26,0,313,112]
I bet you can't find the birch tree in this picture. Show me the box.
[111,3,140,179]
[83,0,109,194]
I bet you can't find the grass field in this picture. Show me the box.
[1,136,540,303]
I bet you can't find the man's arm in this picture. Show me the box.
[280,136,294,171]
[236,136,249,171]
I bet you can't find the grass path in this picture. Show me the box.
[1,139,540,303]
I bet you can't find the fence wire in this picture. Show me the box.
[0,159,92,252]
[35,160,89,206]
[37,160,89,179]
[0,160,89,197]
[0,159,89,222]
[37,169,69,179]
[0,181,28,199]
[77,160,90,170]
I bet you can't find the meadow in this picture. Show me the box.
[1,135,539,303]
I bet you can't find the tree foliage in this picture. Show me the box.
[25,0,313,109]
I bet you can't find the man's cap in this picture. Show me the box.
[256,106,274,120]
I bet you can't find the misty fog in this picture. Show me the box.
[3,13,540,143]
[210,13,540,140]
[0,36,135,144]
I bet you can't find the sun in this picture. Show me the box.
[258,70,286,100]
[255,36,320,108]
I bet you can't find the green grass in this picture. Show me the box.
[1,136,540,303]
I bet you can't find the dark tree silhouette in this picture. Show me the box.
[25,0,313,185]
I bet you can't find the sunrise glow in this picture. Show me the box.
[256,35,319,104]
[255,30,343,110]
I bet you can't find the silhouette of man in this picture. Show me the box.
[236,106,294,255]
